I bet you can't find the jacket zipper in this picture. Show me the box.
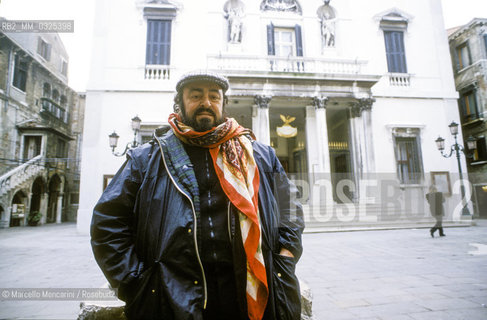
[155,138,208,309]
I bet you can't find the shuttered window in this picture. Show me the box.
[459,90,479,122]
[395,137,422,184]
[267,23,275,55]
[146,20,171,65]
[295,25,303,57]
[37,38,51,61]
[13,54,28,92]
[384,31,407,73]
[266,24,303,57]
[456,42,471,70]
[473,137,487,162]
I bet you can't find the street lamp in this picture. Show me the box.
[109,115,142,157]
[435,121,477,215]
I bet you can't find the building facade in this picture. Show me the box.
[0,28,84,228]
[448,18,487,218]
[78,0,469,233]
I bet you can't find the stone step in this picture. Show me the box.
[298,204,473,233]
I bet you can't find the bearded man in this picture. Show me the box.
[91,71,304,320]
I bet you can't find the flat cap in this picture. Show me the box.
[176,70,229,93]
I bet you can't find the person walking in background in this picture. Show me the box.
[426,185,445,238]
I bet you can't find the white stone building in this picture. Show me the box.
[78,0,470,234]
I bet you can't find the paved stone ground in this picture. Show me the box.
[297,221,487,320]
[0,221,486,319]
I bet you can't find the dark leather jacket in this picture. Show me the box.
[91,130,304,320]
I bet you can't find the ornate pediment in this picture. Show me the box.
[374,8,413,31]
[260,0,302,15]
[141,0,179,19]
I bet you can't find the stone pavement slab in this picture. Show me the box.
[0,221,486,319]
[295,220,487,319]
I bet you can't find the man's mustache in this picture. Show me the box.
[195,108,216,117]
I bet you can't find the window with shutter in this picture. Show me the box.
[13,54,28,92]
[145,20,172,65]
[395,137,422,184]
[384,31,407,73]
[474,137,487,161]
[266,24,304,72]
[37,38,51,61]
[267,23,275,55]
[295,24,303,57]
[456,42,471,70]
[459,89,479,122]
[61,60,68,76]
[274,28,295,57]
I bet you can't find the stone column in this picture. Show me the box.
[6,206,12,227]
[349,98,376,203]
[349,103,363,202]
[40,192,48,225]
[312,96,331,173]
[26,192,33,226]
[56,193,63,224]
[359,98,376,174]
[253,95,271,145]
[311,97,334,206]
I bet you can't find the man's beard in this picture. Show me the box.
[181,107,225,132]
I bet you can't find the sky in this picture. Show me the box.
[0,0,486,92]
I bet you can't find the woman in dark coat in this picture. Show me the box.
[426,185,445,237]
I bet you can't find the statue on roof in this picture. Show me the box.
[224,0,245,43]
[317,0,337,48]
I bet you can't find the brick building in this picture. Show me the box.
[0,27,84,227]
[448,18,487,217]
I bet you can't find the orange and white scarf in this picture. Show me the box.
[169,113,268,320]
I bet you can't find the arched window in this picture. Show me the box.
[43,83,51,98]
[60,95,67,107]
[52,89,60,103]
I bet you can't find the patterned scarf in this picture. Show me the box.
[168,113,268,320]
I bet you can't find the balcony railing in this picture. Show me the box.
[207,54,367,75]
[145,65,171,79]
[41,98,68,123]
[388,73,411,86]
[456,59,487,75]
[0,155,44,196]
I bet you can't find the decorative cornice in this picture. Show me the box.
[254,95,271,108]
[448,18,487,41]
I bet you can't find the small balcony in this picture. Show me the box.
[207,54,367,76]
[145,65,171,80]
[40,98,68,123]
[388,73,410,86]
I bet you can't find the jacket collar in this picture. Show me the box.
[157,131,201,215]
